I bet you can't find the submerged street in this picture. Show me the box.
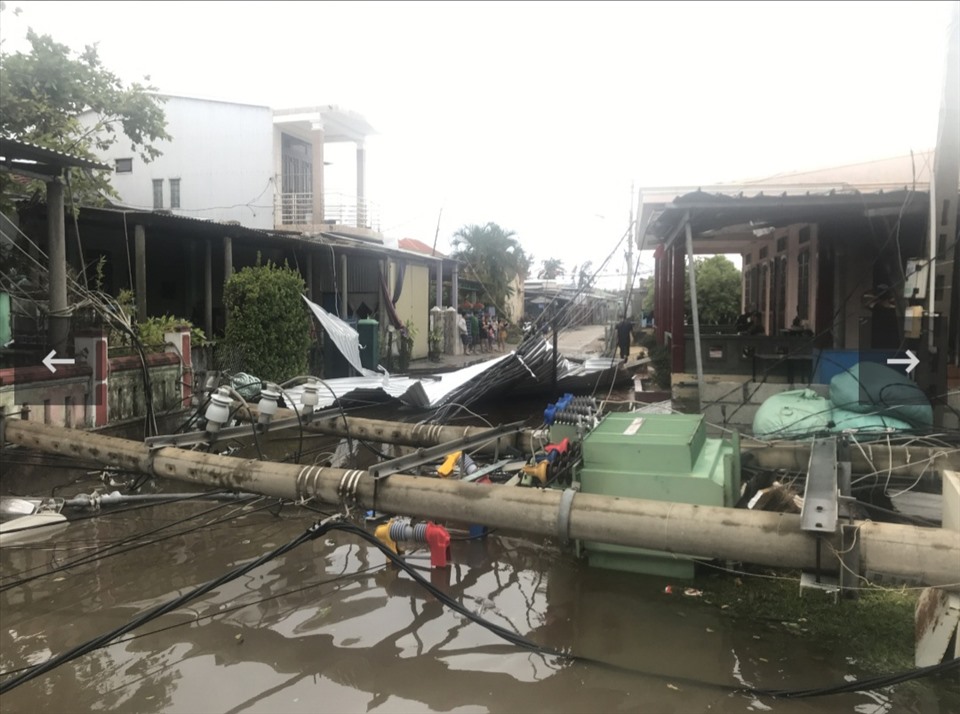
[1,387,957,713]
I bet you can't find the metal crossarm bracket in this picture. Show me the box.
[368,421,525,480]
[801,437,839,534]
[144,413,306,449]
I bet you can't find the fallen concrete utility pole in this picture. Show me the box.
[238,406,528,455]
[4,419,958,590]
[242,407,958,477]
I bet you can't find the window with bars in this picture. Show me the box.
[152,179,163,209]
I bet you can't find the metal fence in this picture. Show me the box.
[276,192,380,232]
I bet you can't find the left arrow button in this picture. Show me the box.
[42,350,76,374]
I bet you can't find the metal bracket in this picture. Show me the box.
[801,437,839,534]
[368,421,525,480]
[144,412,306,449]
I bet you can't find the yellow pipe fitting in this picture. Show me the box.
[374,520,399,554]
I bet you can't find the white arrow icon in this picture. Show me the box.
[42,349,76,374]
[886,349,920,374]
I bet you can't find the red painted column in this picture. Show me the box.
[74,329,108,427]
[653,245,664,344]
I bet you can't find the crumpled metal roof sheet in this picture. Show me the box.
[294,295,618,414]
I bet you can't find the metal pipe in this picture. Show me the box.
[685,219,704,386]
[4,419,958,590]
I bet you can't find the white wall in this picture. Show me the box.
[80,95,275,229]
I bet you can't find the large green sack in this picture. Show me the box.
[830,408,914,436]
[752,389,833,440]
[829,362,931,428]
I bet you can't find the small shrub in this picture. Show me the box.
[222,260,310,383]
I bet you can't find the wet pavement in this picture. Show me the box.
[1,395,958,713]
[407,325,611,375]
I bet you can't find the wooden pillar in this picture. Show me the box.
[223,236,233,323]
[311,122,325,226]
[204,238,213,339]
[451,264,460,309]
[46,177,69,352]
[435,259,443,308]
[356,142,366,228]
[653,246,663,344]
[340,252,348,318]
[223,236,233,282]
[305,251,314,300]
[134,224,147,322]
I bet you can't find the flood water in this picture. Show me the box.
[1,396,958,713]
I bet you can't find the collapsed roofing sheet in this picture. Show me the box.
[297,295,618,413]
[302,296,378,378]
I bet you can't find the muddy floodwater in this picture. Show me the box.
[1,398,958,713]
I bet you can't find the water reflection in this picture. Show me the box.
[2,488,958,712]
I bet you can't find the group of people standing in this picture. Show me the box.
[458,311,508,354]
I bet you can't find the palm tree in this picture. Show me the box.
[451,222,529,314]
[577,261,594,288]
[538,258,565,280]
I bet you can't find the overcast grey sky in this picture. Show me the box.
[2,1,955,287]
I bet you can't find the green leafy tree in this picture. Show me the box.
[685,255,741,324]
[450,222,529,315]
[223,260,311,383]
[538,258,565,280]
[0,17,169,210]
[643,255,742,325]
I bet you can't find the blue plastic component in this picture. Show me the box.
[544,394,575,425]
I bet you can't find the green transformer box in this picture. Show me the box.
[573,412,740,578]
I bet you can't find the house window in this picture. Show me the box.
[115,158,133,173]
[759,246,769,260]
[776,236,787,253]
[152,179,163,209]
[169,178,181,209]
[797,249,811,320]
[799,226,811,244]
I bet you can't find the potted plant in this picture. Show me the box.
[398,319,417,372]
[428,324,444,362]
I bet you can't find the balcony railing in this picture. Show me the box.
[276,192,380,232]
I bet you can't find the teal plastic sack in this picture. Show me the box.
[829,362,931,428]
[830,408,913,436]
[752,389,833,440]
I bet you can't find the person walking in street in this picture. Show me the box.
[469,312,480,354]
[458,311,470,353]
[498,318,508,352]
[616,314,633,361]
